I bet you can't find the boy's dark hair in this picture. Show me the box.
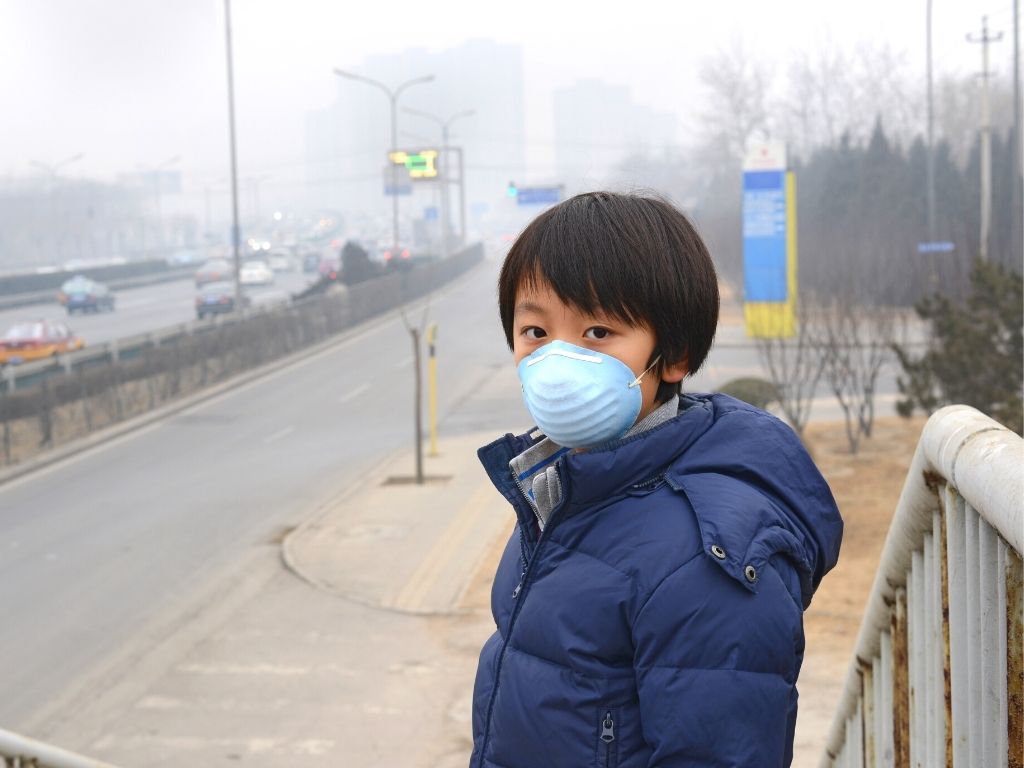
[499,191,720,402]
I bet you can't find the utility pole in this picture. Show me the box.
[967,16,1004,262]
[926,0,936,240]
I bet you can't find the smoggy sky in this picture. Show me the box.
[2,0,1016,195]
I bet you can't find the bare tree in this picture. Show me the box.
[754,299,825,440]
[815,294,900,454]
[697,39,774,162]
[779,42,922,159]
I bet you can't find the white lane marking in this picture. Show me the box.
[262,426,295,445]
[394,356,413,369]
[338,383,369,404]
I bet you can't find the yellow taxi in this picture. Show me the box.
[0,320,85,365]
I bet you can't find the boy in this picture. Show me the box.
[470,192,842,767]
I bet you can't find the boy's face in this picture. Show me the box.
[512,279,687,424]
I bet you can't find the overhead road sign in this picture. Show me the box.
[388,149,440,180]
[516,186,562,206]
[917,241,955,254]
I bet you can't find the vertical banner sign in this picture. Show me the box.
[743,142,797,338]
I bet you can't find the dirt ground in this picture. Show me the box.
[801,415,927,664]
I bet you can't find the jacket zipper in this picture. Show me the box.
[600,710,616,767]
[632,473,664,490]
[511,469,539,596]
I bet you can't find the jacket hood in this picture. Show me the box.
[664,394,842,607]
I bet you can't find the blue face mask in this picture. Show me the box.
[517,340,660,449]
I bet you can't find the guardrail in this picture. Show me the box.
[820,405,1023,768]
[0,727,118,768]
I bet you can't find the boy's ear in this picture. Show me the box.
[660,356,689,384]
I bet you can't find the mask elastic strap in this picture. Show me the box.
[628,355,662,389]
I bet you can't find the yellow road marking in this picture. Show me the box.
[391,481,497,612]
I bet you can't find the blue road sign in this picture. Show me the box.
[516,187,561,206]
[917,241,955,254]
[424,206,438,221]
[743,170,788,302]
[384,184,412,196]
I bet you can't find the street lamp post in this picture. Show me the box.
[403,108,475,258]
[223,0,243,311]
[332,69,434,255]
[332,68,435,485]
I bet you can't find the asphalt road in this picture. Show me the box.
[0,270,315,348]
[0,254,522,728]
[0,253,909,729]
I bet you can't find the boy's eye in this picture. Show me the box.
[522,327,547,340]
[584,327,611,340]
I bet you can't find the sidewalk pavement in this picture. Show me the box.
[38,425,513,768]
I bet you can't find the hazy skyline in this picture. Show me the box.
[3,0,1018,218]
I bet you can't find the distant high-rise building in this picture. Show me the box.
[305,38,526,244]
[552,79,679,193]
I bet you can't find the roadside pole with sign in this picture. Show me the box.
[742,142,797,338]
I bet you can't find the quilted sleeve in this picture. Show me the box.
[632,552,805,768]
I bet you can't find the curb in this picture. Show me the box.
[0,261,486,488]
[280,429,508,619]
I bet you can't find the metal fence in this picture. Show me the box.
[820,405,1023,768]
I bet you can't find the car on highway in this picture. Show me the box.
[195,282,249,320]
[0,320,84,365]
[239,259,274,286]
[57,275,116,314]
[195,258,233,287]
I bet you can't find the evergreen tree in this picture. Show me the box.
[894,259,1023,434]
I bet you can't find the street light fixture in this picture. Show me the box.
[403,107,475,257]
[331,68,435,255]
[30,153,85,177]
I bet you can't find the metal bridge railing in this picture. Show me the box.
[820,405,1023,768]
[0,727,118,767]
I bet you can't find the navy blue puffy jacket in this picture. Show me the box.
[471,394,843,768]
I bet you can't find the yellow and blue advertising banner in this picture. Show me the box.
[743,143,797,338]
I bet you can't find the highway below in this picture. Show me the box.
[0,270,315,348]
[0,253,523,728]
[0,251,909,730]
